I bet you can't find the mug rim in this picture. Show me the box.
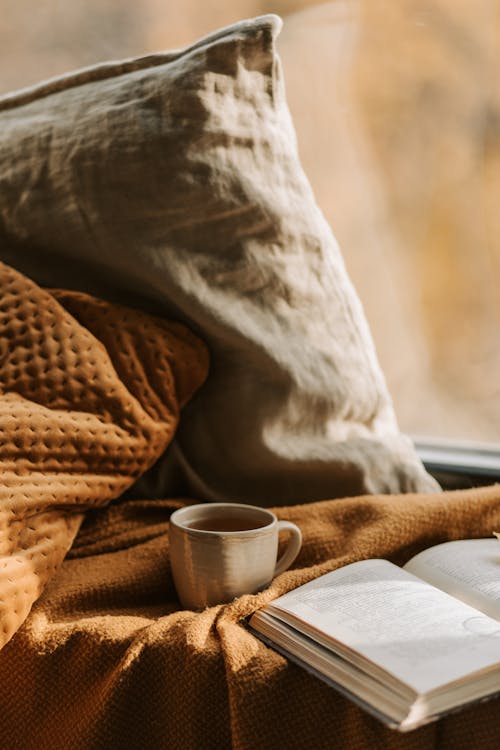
[170,502,277,536]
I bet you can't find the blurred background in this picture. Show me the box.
[1,0,499,445]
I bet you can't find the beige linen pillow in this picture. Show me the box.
[0,15,439,504]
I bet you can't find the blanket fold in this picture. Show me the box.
[0,262,208,647]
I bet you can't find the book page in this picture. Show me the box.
[266,559,500,695]
[404,539,500,621]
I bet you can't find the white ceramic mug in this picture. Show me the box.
[169,503,302,610]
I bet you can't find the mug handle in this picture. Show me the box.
[274,521,302,577]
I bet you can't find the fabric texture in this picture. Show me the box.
[0,14,437,504]
[0,262,208,649]
[0,485,499,749]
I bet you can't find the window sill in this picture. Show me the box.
[414,437,500,490]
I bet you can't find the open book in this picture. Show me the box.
[249,538,500,732]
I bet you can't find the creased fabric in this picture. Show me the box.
[0,485,499,749]
[0,262,208,649]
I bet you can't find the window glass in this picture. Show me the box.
[2,0,498,443]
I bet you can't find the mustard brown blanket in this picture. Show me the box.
[0,488,499,749]
[0,261,208,648]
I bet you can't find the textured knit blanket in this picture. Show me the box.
[1,489,499,750]
[0,262,499,749]
[0,261,208,648]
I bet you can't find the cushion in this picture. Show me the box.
[0,14,438,504]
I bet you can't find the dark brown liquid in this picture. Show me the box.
[186,516,268,532]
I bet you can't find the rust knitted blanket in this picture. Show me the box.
[0,261,208,648]
[0,490,499,749]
